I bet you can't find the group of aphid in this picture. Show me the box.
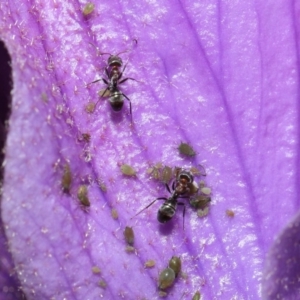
[69,20,212,296]
[61,163,92,210]
[123,225,200,298]
[134,166,211,227]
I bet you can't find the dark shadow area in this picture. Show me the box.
[0,41,27,300]
[159,221,175,235]
[0,40,12,183]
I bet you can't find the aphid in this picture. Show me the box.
[168,256,181,277]
[120,164,136,177]
[148,164,174,184]
[190,165,207,177]
[178,142,196,157]
[88,45,137,121]
[111,208,118,220]
[41,92,48,103]
[197,206,210,218]
[192,291,201,300]
[125,245,135,253]
[147,163,163,180]
[190,194,211,210]
[98,88,110,97]
[98,280,107,289]
[144,259,156,268]
[123,226,134,245]
[161,166,173,184]
[62,164,72,193]
[158,267,175,289]
[201,186,211,195]
[81,133,91,142]
[82,3,95,16]
[78,132,91,143]
[92,266,101,274]
[85,101,96,113]
[98,180,107,192]
[158,291,168,297]
[226,209,235,218]
[77,185,90,207]
[181,272,188,280]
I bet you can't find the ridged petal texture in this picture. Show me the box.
[0,0,300,299]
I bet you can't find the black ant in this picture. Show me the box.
[133,169,195,227]
[88,42,137,121]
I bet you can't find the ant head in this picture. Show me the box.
[177,171,194,184]
[108,55,123,67]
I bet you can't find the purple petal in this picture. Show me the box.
[0,0,299,299]
[263,212,300,300]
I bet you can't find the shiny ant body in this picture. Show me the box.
[89,44,137,121]
[133,169,195,227]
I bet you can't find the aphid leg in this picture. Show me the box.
[122,92,133,123]
[177,202,186,230]
[132,197,168,219]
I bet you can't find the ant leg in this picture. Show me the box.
[174,167,181,178]
[131,197,168,219]
[105,66,109,78]
[94,85,109,107]
[87,77,108,86]
[87,78,102,86]
[122,92,133,123]
[115,62,128,82]
[119,77,138,84]
[117,62,138,83]
[172,180,176,191]
[100,86,109,97]
[177,202,186,230]
[165,183,171,194]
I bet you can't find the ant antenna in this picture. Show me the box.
[116,38,138,57]
[131,197,167,219]
[131,199,159,219]
[89,42,113,57]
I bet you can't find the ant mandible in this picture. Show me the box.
[88,41,137,122]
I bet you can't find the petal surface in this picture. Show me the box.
[0,0,299,299]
